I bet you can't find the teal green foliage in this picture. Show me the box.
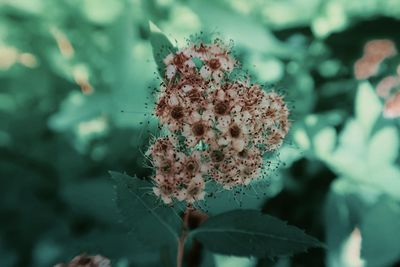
[110,171,182,247]
[1,0,400,267]
[360,197,400,267]
[110,172,321,263]
[192,209,322,257]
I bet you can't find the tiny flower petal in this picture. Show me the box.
[200,65,211,79]
[166,65,176,80]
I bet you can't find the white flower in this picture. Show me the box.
[153,186,173,204]
[185,176,206,203]
[165,64,176,80]
[163,51,196,80]
[182,111,214,147]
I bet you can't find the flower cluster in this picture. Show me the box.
[54,254,111,267]
[148,40,290,204]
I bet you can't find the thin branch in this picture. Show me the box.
[176,205,192,267]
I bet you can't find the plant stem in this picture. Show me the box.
[176,205,191,267]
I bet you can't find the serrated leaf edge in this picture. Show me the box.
[109,171,181,239]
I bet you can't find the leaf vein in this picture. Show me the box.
[194,228,314,245]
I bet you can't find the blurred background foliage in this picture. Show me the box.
[0,0,400,266]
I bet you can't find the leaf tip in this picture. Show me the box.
[148,20,161,34]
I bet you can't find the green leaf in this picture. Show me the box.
[149,21,176,78]
[199,250,216,267]
[110,171,182,247]
[327,119,367,179]
[313,127,337,158]
[3,0,44,16]
[48,91,108,132]
[189,0,294,58]
[203,180,272,215]
[83,0,124,25]
[368,126,399,167]
[361,198,400,267]
[324,178,374,267]
[326,119,400,200]
[355,82,382,136]
[292,125,311,151]
[292,113,342,159]
[214,254,255,267]
[61,179,120,224]
[64,229,161,265]
[192,209,322,258]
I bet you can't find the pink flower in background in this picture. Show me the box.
[364,39,397,60]
[376,76,400,98]
[383,92,400,118]
[354,57,381,80]
[354,39,397,80]
[355,39,400,119]
[377,75,400,118]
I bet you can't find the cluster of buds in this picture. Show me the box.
[147,39,290,204]
[354,39,400,118]
[54,254,111,267]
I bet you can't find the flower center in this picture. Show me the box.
[186,160,199,173]
[187,90,202,102]
[238,149,248,158]
[156,140,169,152]
[173,53,187,67]
[160,184,174,194]
[211,150,224,162]
[171,106,184,120]
[265,107,276,118]
[268,131,283,145]
[156,97,167,115]
[214,101,228,115]
[229,125,241,138]
[195,43,208,53]
[188,184,200,196]
[192,122,205,136]
[209,59,221,70]
[78,257,92,265]
[243,167,253,175]
[160,162,172,174]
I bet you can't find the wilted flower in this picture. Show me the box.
[148,38,290,204]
